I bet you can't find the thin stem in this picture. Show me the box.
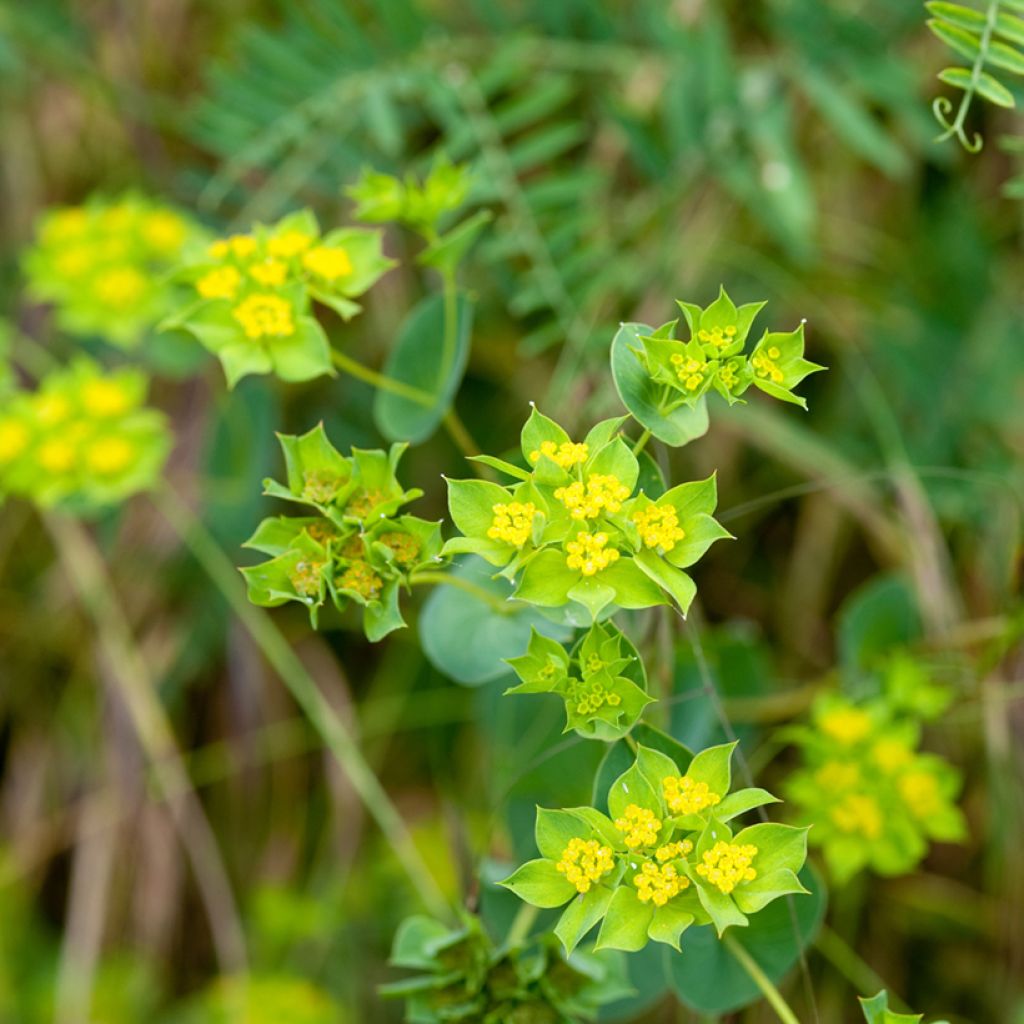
[329,348,434,406]
[44,513,248,978]
[409,570,515,615]
[505,903,540,948]
[632,428,652,456]
[815,926,911,1014]
[154,486,452,919]
[723,934,801,1024]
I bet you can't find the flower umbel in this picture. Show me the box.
[565,532,620,576]
[487,502,537,547]
[696,841,758,894]
[555,474,631,520]
[662,776,721,816]
[633,504,686,552]
[555,838,614,894]
[232,294,295,340]
[528,439,588,470]
[634,861,689,906]
[614,804,662,849]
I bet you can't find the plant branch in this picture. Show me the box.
[723,934,802,1024]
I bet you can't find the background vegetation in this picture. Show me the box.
[1,1,1022,1021]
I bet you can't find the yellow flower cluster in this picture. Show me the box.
[670,353,709,391]
[528,439,589,470]
[303,245,353,280]
[555,473,631,520]
[379,532,422,566]
[302,470,345,504]
[820,707,873,745]
[718,362,740,389]
[555,838,615,894]
[697,325,737,350]
[695,841,758,894]
[565,531,620,576]
[288,559,325,598]
[614,804,662,849]
[197,266,243,300]
[662,776,721,816]
[655,839,694,863]
[268,230,314,258]
[232,294,296,340]
[898,771,943,820]
[338,561,383,601]
[633,861,689,906]
[830,794,883,839]
[487,502,537,547]
[632,504,686,552]
[567,677,622,716]
[346,489,386,519]
[752,346,784,383]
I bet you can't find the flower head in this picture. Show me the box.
[555,838,614,894]
[614,804,662,849]
[695,841,758,894]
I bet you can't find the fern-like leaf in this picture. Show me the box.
[927,0,1023,151]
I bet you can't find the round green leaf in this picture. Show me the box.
[419,557,572,685]
[610,323,710,447]
[373,292,472,444]
[666,865,827,1015]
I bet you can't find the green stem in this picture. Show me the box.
[632,428,652,456]
[44,513,248,977]
[505,903,540,948]
[409,570,515,615]
[815,926,911,1013]
[155,487,452,920]
[329,348,435,406]
[723,934,801,1024]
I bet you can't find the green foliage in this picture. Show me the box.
[859,989,951,1023]
[505,622,653,740]
[927,0,1024,150]
[242,424,441,638]
[0,358,170,508]
[381,912,632,1022]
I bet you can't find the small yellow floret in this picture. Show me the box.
[197,266,242,300]
[288,559,325,599]
[555,473,630,520]
[632,504,686,552]
[94,266,147,306]
[670,353,709,392]
[44,208,89,242]
[142,211,186,252]
[718,362,740,389]
[898,771,942,819]
[338,561,383,601]
[208,240,229,259]
[379,531,421,566]
[634,861,689,906]
[872,738,914,772]
[820,707,872,745]
[565,531,620,576]
[555,837,614,894]
[697,325,738,350]
[662,775,721,816]
[0,419,30,463]
[232,294,295,340]
[38,438,77,473]
[248,260,289,287]
[54,246,93,278]
[655,839,694,863]
[302,245,352,281]
[751,346,784,384]
[813,761,861,790]
[830,793,882,839]
[85,437,135,475]
[528,439,589,470]
[267,230,313,258]
[614,804,662,849]
[487,502,537,548]
[227,234,258,259]
[81,378,133,417]
[695,841,758,894]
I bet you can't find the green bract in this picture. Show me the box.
[241,424,443,640]
[164,209,394,386]
[381,912,632,1023]
[23,195,203,348]
[443,407,730,621]
[505,623,654,740]
[627,287,824,414]
[499,743,805,955]
[783,690,966,884]
[0,358,170,509]
[859,989,951,1024]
